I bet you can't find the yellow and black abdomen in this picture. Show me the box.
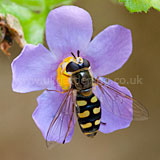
[76,91,101,137]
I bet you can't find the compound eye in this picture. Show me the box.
[83,59,90,68]
[66,62,80,72]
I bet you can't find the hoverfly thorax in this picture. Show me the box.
[65,57,92,91]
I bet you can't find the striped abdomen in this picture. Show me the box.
[76,91,101,137]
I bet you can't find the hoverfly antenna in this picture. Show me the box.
[77,50,80,57]
[71,52,76,59]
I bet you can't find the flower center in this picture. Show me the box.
[57,56,80,90]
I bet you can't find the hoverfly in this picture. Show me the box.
[46,50,148,146]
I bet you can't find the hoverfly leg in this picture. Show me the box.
[46,89,68,94]
[100,122,107,126]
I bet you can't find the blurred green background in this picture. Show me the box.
[0,0,160,160]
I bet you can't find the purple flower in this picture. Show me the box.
[11,6,133,144]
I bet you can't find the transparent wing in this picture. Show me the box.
[94,77,149,121]
[46,89,76,147]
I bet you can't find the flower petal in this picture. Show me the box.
[46,5,93,60]
[12,44,58,93]
[94,77,133,133]
[85,25,132,76]
[32,91,76,144]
